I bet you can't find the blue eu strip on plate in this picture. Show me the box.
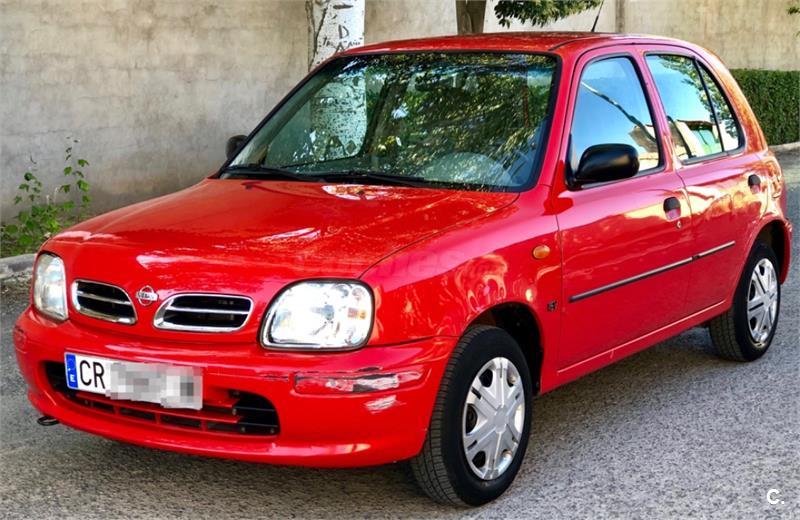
[65,353,78,389]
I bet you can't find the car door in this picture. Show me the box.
[642,48,769,313]
[553,50,695,370]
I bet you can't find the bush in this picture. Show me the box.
[731,69,799,145]
[1,138,92,256]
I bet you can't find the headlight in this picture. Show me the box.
[33,253,68,321]
[262,281,373,350]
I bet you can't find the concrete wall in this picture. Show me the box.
[621,0,799,71]
[482,0,798,70]
[366,0,456,42]
[1,0,797,224]
[1,0,309,221]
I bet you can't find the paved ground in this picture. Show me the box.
[1,150,798,519]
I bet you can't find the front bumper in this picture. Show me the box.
[14,308,454,467]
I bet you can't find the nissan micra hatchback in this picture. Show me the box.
[15,33,791,506]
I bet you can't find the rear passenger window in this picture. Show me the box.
[646,55,740,161]
[570,57,661,174]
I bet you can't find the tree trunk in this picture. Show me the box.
[305,0,366,163]
[306,0,365,71]
[455,0,486,34]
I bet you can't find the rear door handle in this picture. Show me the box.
[663,196,682,225]
[663,196,681,213]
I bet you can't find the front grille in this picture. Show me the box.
[45,362,279,436]
[71,280,136,324]
[154,294,253,332]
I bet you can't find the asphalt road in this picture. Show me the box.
[1,150,798,519]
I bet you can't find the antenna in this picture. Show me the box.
[591,0,605,32]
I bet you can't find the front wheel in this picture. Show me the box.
[410,326,532,506]
[709,240,781,361]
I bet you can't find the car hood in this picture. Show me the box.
[49,178,517,292]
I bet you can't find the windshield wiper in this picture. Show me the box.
[220,164,313,182]
[222,165,428,188]
[315,170,429,187]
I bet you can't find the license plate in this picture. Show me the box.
[64,353,202,410]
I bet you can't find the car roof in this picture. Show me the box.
[344,32,691,56]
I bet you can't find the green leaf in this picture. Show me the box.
[77,180,90,192]
[24,171,35,181]
[46,220,61,233]
[77,159,89,167]
[14,196,22,204]
[494,0,603,27]
[18,183,29,191]
[4,225,18,234]
[81,195,91,204]
[63,166,73,175]
[60,184,71,193]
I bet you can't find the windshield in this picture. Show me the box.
[224,52,558,191]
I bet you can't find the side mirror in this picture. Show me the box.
[226,135,247,159]
[571,144,639,188]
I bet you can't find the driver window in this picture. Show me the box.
[570,57,661,175]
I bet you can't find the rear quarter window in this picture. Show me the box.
[697,66,742,151]
[645,54,742,161]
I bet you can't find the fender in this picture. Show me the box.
[740,217,793,284]
[360,186,561,351]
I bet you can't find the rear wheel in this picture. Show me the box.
[709,240,780,361]
[410,326,532,506]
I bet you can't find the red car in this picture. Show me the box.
[14,33,791,506]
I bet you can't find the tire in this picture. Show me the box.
[709,240,781,361]
[410,325,533,506]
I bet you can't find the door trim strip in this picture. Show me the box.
[569,241,736,303]
[692,240,736,260]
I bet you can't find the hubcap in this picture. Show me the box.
[462,357,525,480]
[747,258,778,344]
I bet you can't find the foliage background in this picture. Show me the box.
[731,69,800,145]
[493,0,603,27]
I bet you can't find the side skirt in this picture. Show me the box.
[539,299,729,393]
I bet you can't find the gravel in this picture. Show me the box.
[1,150,798,519]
